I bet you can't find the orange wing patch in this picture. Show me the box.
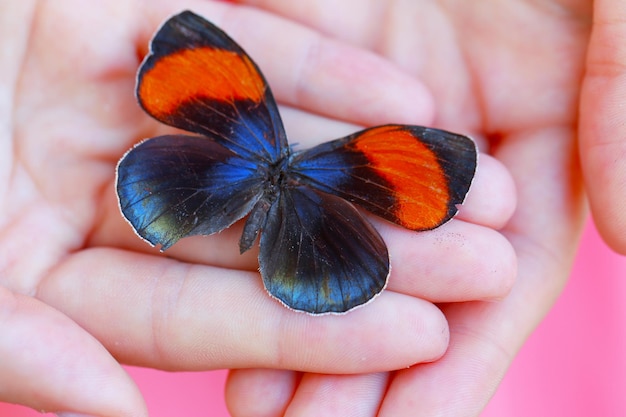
[353,126,450,230]
[139,47,265,118]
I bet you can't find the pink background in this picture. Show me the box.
[2,219,625,416]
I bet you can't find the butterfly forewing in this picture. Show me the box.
[137,10,288,163]
[290,125,477,231]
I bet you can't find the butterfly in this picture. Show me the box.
[116,10,478,314]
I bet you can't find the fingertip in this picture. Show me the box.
[283,372,389,416]
[581,141,626,254]
[458,153,517,230]
[382,219,517,303]
[589,182,626,254]
[226,369,298,417]
[267,291,449,373]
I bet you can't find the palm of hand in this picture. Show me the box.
[0,4,156,414]
[6,15,141,281]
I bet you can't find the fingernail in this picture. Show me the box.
[56,412,97,417]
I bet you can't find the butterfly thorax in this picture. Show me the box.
[238,156,290,254]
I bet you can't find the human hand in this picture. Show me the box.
[0,1,514,416]
[224,1,589,415]
[580,0,626,253]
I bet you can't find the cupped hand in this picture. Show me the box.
[1,1,514,416]
[225,0,591,416]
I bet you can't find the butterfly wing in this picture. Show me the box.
[116,135,265,249]
[117,11,288,249]
[136,10,288,162]
[259,185,389,314]
[290,125,477,231]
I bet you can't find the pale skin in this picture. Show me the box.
[0,1,621,417]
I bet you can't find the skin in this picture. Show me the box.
[3,0,622,416]
[580,0,626,252]
[2,1,514,416]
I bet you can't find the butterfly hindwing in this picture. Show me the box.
[137,10,287,162]
[116,135,265,249]
[291,125,477,231]
[259,185,389,314]
[119,10,288,250]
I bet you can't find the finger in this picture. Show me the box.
[278,372,387,417]
[133,1,434,129]
[37,248,449,374]
[378,219,516,302]
[376,302,515,417]
[579,0,626,252]
[208,7,434,125]
[233,0,380,47]
[226,369,298,417]
[226,369,388,417]
[0,287,146,417]
[456,154,516,230]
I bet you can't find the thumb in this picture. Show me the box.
[0,288,147,417]
[580,0,626,253]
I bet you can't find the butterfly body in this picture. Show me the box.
[116,11,477,314]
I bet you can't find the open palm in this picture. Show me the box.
[1,1,516,416]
